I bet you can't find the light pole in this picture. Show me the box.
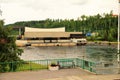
[118,0,120,74]
[0,5,4,21]
[0,5,2,18]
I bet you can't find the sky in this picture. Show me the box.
[0,0,119,24]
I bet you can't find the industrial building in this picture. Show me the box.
[17,27,87,46]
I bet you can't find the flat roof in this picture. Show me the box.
[25,27,65,32]
[24,27,82,38]
[24,32,82,38]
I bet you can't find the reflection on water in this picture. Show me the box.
[20,46,86,60]
[86,45,117,62]
[20,45,117,62]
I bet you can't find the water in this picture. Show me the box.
[86,45,117,62]
[20,46,86,60]
[20,45,117,61]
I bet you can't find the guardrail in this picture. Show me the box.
[1,58,115,74]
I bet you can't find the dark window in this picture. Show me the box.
[70,34,85,38]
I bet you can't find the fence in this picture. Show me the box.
[0,58,96,73]
[0,58,119,74]
[94,61,120,74]
[76,58,96,73]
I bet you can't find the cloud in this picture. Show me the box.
[0,0,22,3]
[0,0,118,24]
[70,0,89,5]
[6,0,88,12]
[22,0,52,11]
[22,0,67,10]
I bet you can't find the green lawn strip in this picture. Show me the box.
[17,62,48,71]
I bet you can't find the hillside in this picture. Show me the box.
[6,11,118,41]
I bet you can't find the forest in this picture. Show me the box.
[6,11,118,41]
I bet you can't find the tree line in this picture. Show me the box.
[7,11,118,41]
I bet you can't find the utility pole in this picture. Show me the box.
[118,0,120,74]
[0,5,2,17]
[0,10,2,16]
[0,5,4,21]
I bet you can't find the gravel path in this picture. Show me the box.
[0,68,120,80]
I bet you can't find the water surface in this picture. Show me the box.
[20,45,117,62]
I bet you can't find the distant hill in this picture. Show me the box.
[5,12,118,41]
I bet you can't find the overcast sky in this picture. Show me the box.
[0,0,119,24]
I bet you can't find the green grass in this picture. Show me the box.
[16,62,48,71]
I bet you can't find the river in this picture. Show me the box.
[19,45,117,62]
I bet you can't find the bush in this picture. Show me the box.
[50,63,58,67]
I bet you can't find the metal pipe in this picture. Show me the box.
[118,0,120,74]
[118,0,120,62]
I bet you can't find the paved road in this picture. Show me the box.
[0,68,120,80]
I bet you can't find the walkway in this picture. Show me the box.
[0,68,120,80]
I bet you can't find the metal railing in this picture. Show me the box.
[0,58,96,73]
[94,61,120,74]
[1,58,119,74]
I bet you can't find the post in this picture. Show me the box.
[0,5,2,19]
[118,0,120,74]
[19,28,21,36]
[82,55,85,69]
[0,5,2,16]
[0,5,4,22]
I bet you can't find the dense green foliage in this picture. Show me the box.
[0,20,23,72]
[6,11,118,41]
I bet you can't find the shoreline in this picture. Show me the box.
[16,40,119,48]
